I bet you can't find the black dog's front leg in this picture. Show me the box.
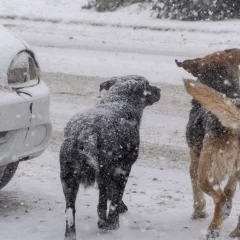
[107,173,129,230]
[108,186,128,214]
[118,200,128,214]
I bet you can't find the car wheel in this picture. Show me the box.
[0,162,19,189]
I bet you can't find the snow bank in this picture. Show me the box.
[2,0,240,33]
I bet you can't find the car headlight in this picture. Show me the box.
[8,51,40,84]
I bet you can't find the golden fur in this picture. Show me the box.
[184,79,240,238]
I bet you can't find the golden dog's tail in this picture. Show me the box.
[184,79,240,130]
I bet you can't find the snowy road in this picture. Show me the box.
[1,73,239,240]
[1,19,240,84]
[0,19,240,240]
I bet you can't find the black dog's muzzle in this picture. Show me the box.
[147,86,161,105]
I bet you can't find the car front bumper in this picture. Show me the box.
[0,81,52,167]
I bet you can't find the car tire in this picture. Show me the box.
[0,162,19,189]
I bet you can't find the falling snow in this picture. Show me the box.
[1,1,240,240]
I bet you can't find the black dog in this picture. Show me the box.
[60,75,161,240]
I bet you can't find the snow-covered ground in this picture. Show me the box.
[1,2,240,240]
[2,0,240,32]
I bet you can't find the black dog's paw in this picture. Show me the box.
[65,235,76,240]
[98,219,109,229]
[65,225,76,240]
[98,219,120,230]
[118,201,128,214]
[206,230,220,240]
[65,231,76,240]
[105,221,120,230]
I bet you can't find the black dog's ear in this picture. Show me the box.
[99,78,117,92]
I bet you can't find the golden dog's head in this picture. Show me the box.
[176,49,240,97]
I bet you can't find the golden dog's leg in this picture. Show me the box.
[199,178,227,239]
[208,190,227,239]
[230,171,240,238]
[230,216,240,238]
[189,149,207,219]
[198,142,228,239]
[223,176,237,220]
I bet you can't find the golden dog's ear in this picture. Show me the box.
[175,59,201,77]
[223,48,240,65]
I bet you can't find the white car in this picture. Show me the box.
[0,26,52,189]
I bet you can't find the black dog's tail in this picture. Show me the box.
[60,138,97,188]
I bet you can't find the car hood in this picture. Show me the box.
[0,25,32,85]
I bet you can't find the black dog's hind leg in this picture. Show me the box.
[97,178,109,229]
[60,139,81,240]
[62,176,79,240]
[62,174,80,240]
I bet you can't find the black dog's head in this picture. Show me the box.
[100,75,161,106]
[176,49,240,98]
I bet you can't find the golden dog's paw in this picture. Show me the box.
[230,228,240,238]
[206,230,220,240]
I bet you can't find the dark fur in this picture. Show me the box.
[186,59,240,153]
[60,75,160,240]
[176,49,240,154]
